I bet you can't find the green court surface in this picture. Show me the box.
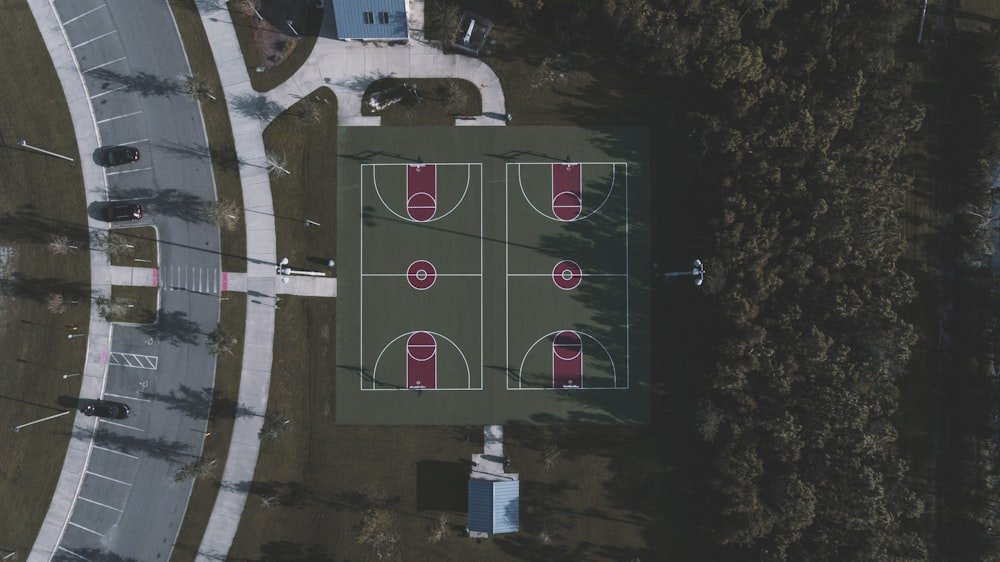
[336,126,650,425]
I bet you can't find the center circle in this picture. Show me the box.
[552,260,582,290]
[407,260,437,290]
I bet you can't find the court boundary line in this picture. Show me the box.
[505,161,630,390]
[360,163,484,391]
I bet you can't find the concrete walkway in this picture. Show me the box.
[194,2,506,561]
[108,266,338,297]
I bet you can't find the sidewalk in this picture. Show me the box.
[108,266,338,297]
[193,1,507,557]
[25,1,130,559]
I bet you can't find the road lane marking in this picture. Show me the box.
[102,392,151,403]
[62,5,106,25]
[100,420,144,432]
[85,470,133,486]
[91,446,138,460]
[105,166,153,176]
[97,110,142,124]
[72,29,117,49]
[78,495,123,512]
[81,57,126,73]
[68,521,104,537]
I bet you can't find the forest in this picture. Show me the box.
[493,0,1000,559]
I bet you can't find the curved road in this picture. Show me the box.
[32,0,220,560]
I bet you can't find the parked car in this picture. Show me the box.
[83,400,132,419]
[105,203,143,222]
[102,145,140,166]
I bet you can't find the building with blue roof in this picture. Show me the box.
[332,0,409,41]
[467,479,520,535]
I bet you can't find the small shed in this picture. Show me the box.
[332,0,409,41]
[467,479,519,535]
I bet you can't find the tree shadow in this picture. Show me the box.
[139,310,202,346]
[252,541,334,562]
[106,186,209,224]
[0,273,88,304]
[155,140,244,172]
[85,427,194,461]
[52,548,141,562]
[89,68,183,98]
[229,92,285,122]
[0,203,89,246]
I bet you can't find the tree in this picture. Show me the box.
[259,411,291,441]
[356,508,399,560]
[174,456,217,482]
[203,199,241,231]
[184,72,217,101]
[91,230,133,261]
[94,295,135,322]
[48,234,78,254]
[206,324,238,356]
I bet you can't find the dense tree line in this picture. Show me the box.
[935,31,1000,561]
[494,0,978,559]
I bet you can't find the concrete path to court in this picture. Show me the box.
[192,1,507,560]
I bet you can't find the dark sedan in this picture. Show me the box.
[102,145,140,167]
[83,400,132,419]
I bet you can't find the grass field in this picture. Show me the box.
[0,0,91,553]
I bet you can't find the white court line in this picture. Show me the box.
[479,163,484,390]
[90,85,127,99]
[82,56,126,73]
[102,392,151,403]
[507,273,627,277]
[68,521,104,537]
[624,162,629,389]
[92,445,138,460]
[72,29,117,49]
[366,165,375,390]
[78,496,123,513]
[101,420,144,432]
[57,546,93,561]
[361,273,481,277]
[105,166,153,176]
[97,110,142,124]
[86,471,133,486]
[62,4,105,25]
[505,164,511,388]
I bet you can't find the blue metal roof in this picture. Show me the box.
[468,480,519,534]
[332,0,408,40]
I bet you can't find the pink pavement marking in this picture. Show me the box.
[101,350,108,364]
[222,271,228,291]
[152,268,158,287]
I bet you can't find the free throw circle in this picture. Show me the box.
[552,191,582,221]
[552,260,582,290]
[407,260,437,290]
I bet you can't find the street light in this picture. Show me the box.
[661,259,706,286]
[67,333,86,339]
[12,410,71,433]
[63,373,81,379]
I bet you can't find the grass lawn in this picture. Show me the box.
[363,78,482,125]
[229,0,324,92]
[109,225,158,267]
[170,0,248,274]
[262,89,338,267]
[109,286,158,324]
[171,292,248,562]
[0,0,91,553]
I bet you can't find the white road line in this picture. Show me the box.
[86,471,133,486]
[115,137,149,146]
[78,496,123,512]
[68,521,104,537]
[105,166,153,176]
[507,273,628,277]
[72,29,117,49]
[90,85,127,99]
[62,4,105,25]
[91,445,138,460]
[97,110,142,124]
[102,392,151,403]
[56,546,93,561]
[101,420,144,432]
[81,56,126,73]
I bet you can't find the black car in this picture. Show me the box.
[103,145,140,167]
[105,203,143,222]
[84,400,132,419]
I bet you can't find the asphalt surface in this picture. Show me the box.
[45,0,220,560]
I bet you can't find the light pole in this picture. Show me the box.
[662,259,705,286]
[286,19,299,36]
[63,373,81,380]
[67,332,87,339]
[12,410,71,433]
[17,140,74,162]
[276,257,326,284]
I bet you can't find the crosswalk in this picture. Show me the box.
[161,265,221,294]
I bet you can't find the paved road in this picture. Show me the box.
[35,0,220,560]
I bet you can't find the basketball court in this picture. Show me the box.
[336,126,650,425]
